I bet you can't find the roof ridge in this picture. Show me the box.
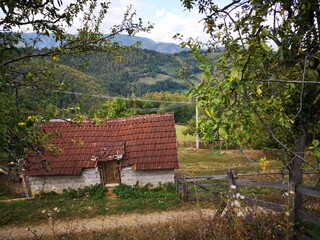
[49,113,174,124]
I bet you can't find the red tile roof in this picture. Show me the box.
[26,113,179,176]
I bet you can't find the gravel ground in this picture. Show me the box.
[0,208,215,239]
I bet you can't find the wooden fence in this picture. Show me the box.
[175,170,320,239]
[177,140,224,149]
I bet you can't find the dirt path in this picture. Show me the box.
[0,208,215,239]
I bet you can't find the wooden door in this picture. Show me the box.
[99,161,120,185]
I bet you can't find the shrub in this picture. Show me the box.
[37,184,107,201]
[113,183,176,199]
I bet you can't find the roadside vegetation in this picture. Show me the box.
[76,209,288,240]
[0,183,185,227]
[0,146,299,226]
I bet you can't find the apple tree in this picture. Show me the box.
[179,0,320,210]
[0,0,151,161]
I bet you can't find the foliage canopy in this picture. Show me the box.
[179,0,320,172]
[0,0,151,159]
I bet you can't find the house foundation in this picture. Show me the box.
[28,169,101,195]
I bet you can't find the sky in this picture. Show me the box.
[0,0,228,44]
[70,0,228,44]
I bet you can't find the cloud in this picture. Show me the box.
[137,8,208,43]
[1,0,208,44]
[66,0,141,34]
[155,9,166,18]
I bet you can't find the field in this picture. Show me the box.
[0,146,288,225]
[175,124,195,142]
[0,127,319,239]
[178,148,284,176]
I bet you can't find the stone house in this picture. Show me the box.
[25,113,179,196]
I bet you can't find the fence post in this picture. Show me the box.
[227,169,238,199]
[182,175,188,201]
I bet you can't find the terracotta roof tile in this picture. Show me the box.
[26,113,179,176]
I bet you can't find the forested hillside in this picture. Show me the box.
[60,47,203,97]
[9,47,207,124]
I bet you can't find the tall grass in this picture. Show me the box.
[30,207,289,240]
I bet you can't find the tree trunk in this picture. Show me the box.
[288,131,306,237]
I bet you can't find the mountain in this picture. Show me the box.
[60,47,202,97]
[112,35,184,54]
[22,32,185,54]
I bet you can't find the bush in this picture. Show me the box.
[37,184,107,200]
[113,183,176,199]
[64,184,107,200]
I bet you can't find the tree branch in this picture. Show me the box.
[293,56,307,120]
[242,91,319,171]
[255,79,320,85]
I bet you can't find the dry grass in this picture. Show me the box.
[177,147,284,176]
[0,206,290,240]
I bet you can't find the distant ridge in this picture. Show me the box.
[21,32,185,54]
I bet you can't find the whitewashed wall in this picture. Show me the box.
[28,167,175,195]
[121,167,175,186]
[28,168,101,196]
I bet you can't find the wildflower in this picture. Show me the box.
[230,184,237,190]
[234,200,241,207]
[17,122,26,126]
[236,211,244,217]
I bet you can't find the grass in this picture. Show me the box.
[177,147,284,176]
[175,124,195,142]
[85,210,287,240]
[37,207,289,240]
[0,184,23,200]
[0,146,318,237]
[0,183,187,227]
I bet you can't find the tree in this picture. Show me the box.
[0,0,152,160]
[179,0,320,219]
[94,98,137,119]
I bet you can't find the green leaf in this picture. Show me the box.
[218,127,228,139]
[312,140,319,148]
[314,149,320,158]
[261,41,270,52]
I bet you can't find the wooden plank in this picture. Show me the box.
[187,185,227,191]
[234,179,287,189]
[238,172,287,177]
[187,189,226,194]
[196,182,229,187]
[185,175,228,182]
[296,185,320,198]
[244,197,285,212]
[176,177,184,183]
[196,183,226,192]
[296,209,320,225]
[186,182,228,189]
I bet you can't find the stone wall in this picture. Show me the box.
[28,168,101,196]
[121,167,175,186]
